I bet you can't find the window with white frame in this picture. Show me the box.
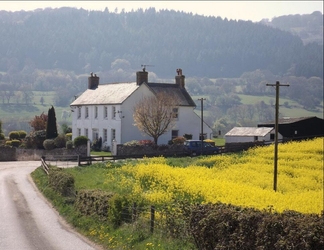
[172,130,179,139]
[112,106,116,119]
[85,128,88,138]
[104,106,108,119]
[77,107,81,119]
[172,107,179,119]
[111,129,116,141]
[85,107,89,118]
[77,128,81,137]
[103,129,107,142]
[95,106,98,119]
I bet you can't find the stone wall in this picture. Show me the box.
[0,147,16,161]
[225,141,265,152]
[116,144,186,157]
[0,145,87,161]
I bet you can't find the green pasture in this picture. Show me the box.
[0,91,71,134]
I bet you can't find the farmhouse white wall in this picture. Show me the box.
[71,70,213,148]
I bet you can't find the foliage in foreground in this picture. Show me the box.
[102,138,323,214]
[32,138,324,249]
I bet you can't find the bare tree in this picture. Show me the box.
[133,92,178,145]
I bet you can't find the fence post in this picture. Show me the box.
[132,202,137,222]
[78,155,80,166]
[150,205,155,234]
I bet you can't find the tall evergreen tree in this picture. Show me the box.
[46,106,58,139]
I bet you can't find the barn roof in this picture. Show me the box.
[225,127,274,137]
[259,116,319,125]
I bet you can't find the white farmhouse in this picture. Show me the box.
[70,69,212,149]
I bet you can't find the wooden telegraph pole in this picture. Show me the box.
[198,98,206,155]
[266,81,289,191]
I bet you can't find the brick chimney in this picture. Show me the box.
[88,72,99,89]
[136,68,148,85]
[175,68,185,88]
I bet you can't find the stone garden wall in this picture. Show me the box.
[116,144,186,157]
[0,145,87,161]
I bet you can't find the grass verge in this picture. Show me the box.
[31,163,196,249]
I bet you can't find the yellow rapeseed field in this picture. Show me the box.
[105,138,323,214]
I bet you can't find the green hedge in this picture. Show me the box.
[74,189,114,221]
[74,136,88,147]
[188,203,324,250]
[49,168,75,197]
[54,134,66,148]
[43,139,55,150]
[9,131,20,140]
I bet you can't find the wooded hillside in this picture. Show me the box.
[0,7,322,79]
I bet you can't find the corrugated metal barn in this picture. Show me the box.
[225,127,282,143]
[258,116,324,140]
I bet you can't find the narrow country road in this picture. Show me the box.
[0,161,100,250]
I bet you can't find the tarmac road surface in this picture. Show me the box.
[0,161,101,250]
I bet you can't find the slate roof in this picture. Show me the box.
[147,83,196,106]
[225,127,274,137]
[70,82,139,106]
[70,82,196,107]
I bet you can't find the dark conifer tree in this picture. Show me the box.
[46,106,58,139]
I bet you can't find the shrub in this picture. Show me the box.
[91,137,102,151]
[0,133,4,140]
[5,141,12,147]
[49,167,75,197]
[10,139,21,147]
[108,194,133,228]
[172,136,186,145]
[18,130,27,139]
[124,140,140,146]
[74,136,88,147]
[65,133,72,141]
[43,139,56,150]
[54,134,66,148]
[24,130,46,149]
[9,131,20,140]
[188,203,324,250]
[138,140,154,146]
[74,190,114,221]
[66,140,73,149]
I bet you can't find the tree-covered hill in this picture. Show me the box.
[261,11,323,45]
[0,7,322,79]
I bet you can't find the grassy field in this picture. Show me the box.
[238,94,324,118]
[0,91,71,134]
